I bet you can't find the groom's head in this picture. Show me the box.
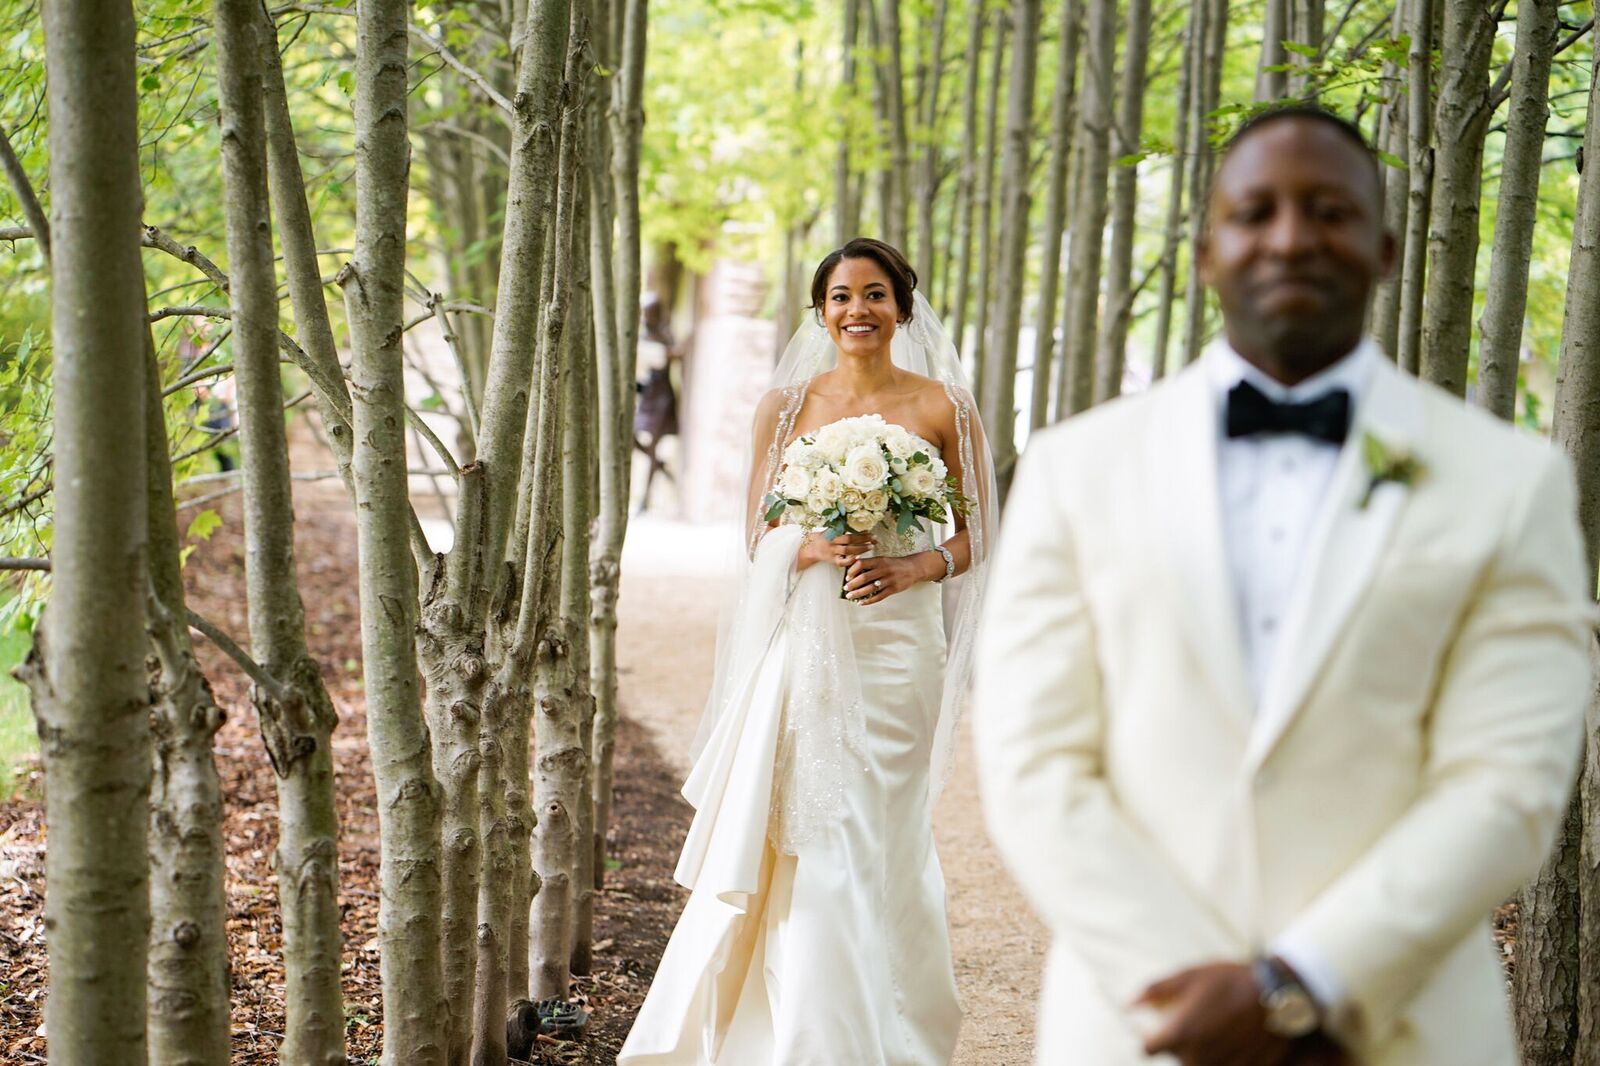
[1198,107,1397,385]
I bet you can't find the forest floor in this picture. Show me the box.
[0,459,1047,1063]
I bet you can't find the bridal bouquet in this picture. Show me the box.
[761,414,972,542]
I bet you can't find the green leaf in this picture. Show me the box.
[336,70,355,97]
[763,495,786,522]
[185,509,222,542]
[1283,41,1319,58]
[896,510,915,535]
[140,73,161,93]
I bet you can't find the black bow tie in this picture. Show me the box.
[1225,379,1351,445]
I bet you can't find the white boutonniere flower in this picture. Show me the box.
[1359,432,1426,509]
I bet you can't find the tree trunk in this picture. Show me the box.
[1476,0,1558,422]
[1518,38,1600,1066]
[28,1,152,1061]
[1256,0,1289,102]
[526,15,587,1002]
[611,0,648,435]
[1149,6,1194,385]
[1094,0,1152,403]
[982,0,1040,496]
[143,340,230,1066]
[213,4,348,1064]
[837,0,861,244]
[878,0,911,251]
[970,6,1008,408]
[946,0,987,345]
[913,0,948,287]
[340,0,449,1061]
[1288,0,1324,96]
[1030,0,1082,428]
[1419,0,1496,397]
[1180,0,1228,367]
[1060,0,1112,415]
[1370,0,1410,361]
[1396,0,1435,376]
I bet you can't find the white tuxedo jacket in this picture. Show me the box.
[973,356,1594,1065]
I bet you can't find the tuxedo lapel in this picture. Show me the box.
[1246,359,1425,769]
[1150,365,1254,735]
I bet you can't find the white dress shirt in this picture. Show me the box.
[1204,337,1382,1021]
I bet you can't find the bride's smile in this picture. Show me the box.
[823,255,903,358]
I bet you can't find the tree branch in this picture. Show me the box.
[0,126,50,264]
[409,23,515,115]
[185,608,291,701]
[0,557,50,572]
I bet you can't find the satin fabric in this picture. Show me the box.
[619,533,961,1066]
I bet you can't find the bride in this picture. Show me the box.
[618,238,995,1066]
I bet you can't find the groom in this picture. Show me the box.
[974,106,1594,1066]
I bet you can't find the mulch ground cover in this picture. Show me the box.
[0,489,693,1065]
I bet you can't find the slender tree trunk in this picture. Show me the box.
[1257,0,1290,102]
[340,0,449,1061]
[1370,0,1410,361]
[1060,0,1112,414]
[216,9,349,1064]
[1396,0,1435,376]
[914,0,948,286]
[1149,8,1194,385]
[26,1,152,1061]
[1477,0,1558,421]
[837,0,861,244]
[1518,38,1600,1066]
[947,0,987,344]
[983,0,1039,495]
[971,6,1008,407]
[1180,0,1227,367]
[527,14,588,1001]
[1288,0,1324,96]
[611,0,648,435]
[1095,0,1152,403]
[1418,0,1496,396]
[1030,0,1081,427]
[879,0,911,250]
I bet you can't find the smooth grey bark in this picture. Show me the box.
[1370,0,1410,361]
[1094,0,1152,403]
[1396,0,1435,376]
[215,8,348,1063]
[982,0,1039,496]
[837,0,861,244]
[1288,0,1325,96]
[1257,0,1290,102]
[1180,0,1228,367]
[913,0,948,286]
[1518,38,1600,1066]
[562,225,598,980]
[527,17,587,1000]
[1060,0,1113,415]
[28,1,152,1061]
[339,0,449,1061]
[611,0,647,443]
[1418,0,1496,396]
[1030,0,1082,428]
[946,0,987,340]
[1149,8,1194,385]
[1476,0,1558,421]
[878,0,911,250]
[970,6,1008,407]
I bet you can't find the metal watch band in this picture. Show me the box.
[933,545,955,582]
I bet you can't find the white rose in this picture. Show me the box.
[811,469,844,504]
[905,466,938,496]
[779,464,812,500]
[787,441,820,470]
[864,489,889,512]
[929,456,948,480]
[841,488,866,510]
[847,508,878,532]
[843,444,889,491]
[885,426,917,460]
[815,422,853,460]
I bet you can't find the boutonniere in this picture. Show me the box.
[1359,431,1425,509]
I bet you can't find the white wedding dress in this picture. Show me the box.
[617,498,962,1066]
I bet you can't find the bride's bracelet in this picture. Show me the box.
[931,545,955,582]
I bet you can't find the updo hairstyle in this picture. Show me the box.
[807,237,919,325]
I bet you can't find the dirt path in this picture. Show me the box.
[614,522,1046,1065]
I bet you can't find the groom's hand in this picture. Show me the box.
[1136,962,1296,1066]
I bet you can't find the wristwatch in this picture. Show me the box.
[1252,956,1321,1039]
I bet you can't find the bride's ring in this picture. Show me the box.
[874,579,883,589]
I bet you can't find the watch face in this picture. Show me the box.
[1265,987,1320,1038]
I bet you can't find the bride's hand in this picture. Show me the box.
[844,551,943,605]
[796,531,872,572]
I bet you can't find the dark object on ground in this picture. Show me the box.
[508,998,542,1060]
[538,996,591,1038]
